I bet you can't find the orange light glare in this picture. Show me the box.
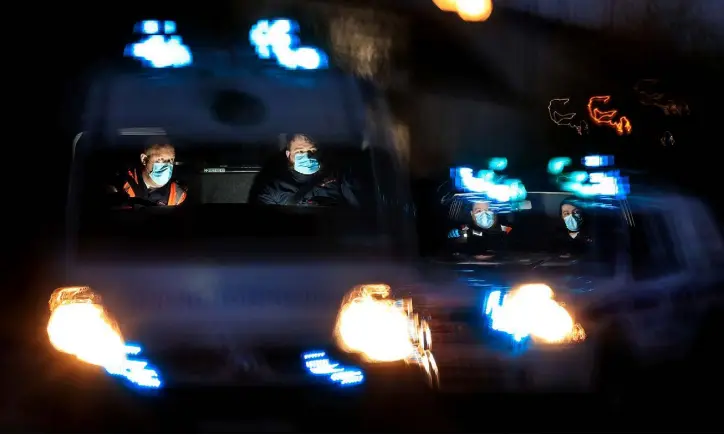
[456,0,494,21]
[433,0,458,12]
[587,96,632,136]
[335,284,413,362]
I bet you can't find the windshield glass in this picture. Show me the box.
[70,44,416,261]
[433,192,624,276]
[73,138,391,261]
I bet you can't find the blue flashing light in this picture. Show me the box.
[488,157,508,171]
[137,20,177,35]
[125,34,192,68]
[141,20,160,35]
[583,155,614,168]
[569,171,588,183]
[560,170,630,198]
[547,157,571,175]
[164,20,176,34]
[250,19,329,70]
[452,167,527,203]
[484,290,501,316]
[483,290,528,343]
[548,156,628,199]
[302,350,364,387]
[105,343,162,389]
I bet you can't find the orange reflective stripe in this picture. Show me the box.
[123,182,136,197]
[168,183,177,206]
[127,169,139,183]
[167,182,187,206]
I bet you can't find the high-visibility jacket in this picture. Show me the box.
[122,168,187,206]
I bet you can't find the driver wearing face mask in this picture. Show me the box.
[447,201,512,241]
[109,137,187,206]
[250,134,359,207]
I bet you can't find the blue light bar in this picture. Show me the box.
[488,157,508,171]
[560,170,630,198]
[164,20,176,34]
[583,155,614,168]
[451,167,527,202]
[548,156,628,199]
[105,343,162,389]
[140,20,160,35]
[125,29,192,68]
[249,19,329,70]
[302,350,364,387]
[547,157,571,175]
[136,20,178,35]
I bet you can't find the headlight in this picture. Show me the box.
[335,284,419,363]
[47,287,127,371]
[485,283,586,344]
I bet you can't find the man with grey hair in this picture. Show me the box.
[250,134,359,207]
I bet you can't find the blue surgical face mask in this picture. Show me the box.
[564,214,580,232]
[149,162,173,186]
[293,152,320,175]
[474,211,494,229]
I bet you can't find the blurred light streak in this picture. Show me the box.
[302,351,364,386]
[560,170,630,198]
[583,155,614,167]
[335,284,413,362]
[634,79,690,116]
[456,0,494,21]
[484,285,585,344]
[126,35,193,68]
[249,19,328,70]
[433,0,458,12]
[547,157,572,175]
[587,96,632,135]
[452,167,527,202]
[661,131,675,146]
[548,98,588,135]
[433,0,494,22]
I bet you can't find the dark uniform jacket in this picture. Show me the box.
[250,166,359,207]
[553,227,594,256]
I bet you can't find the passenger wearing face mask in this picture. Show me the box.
[109,137,187,206]
[250,134,359,207]
[556,197,593,255]
[448,201,512,243]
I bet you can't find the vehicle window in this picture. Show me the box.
[72,57,409,261]
[629,212,682,281]
[72,140,399,261]
[429,192,625,277]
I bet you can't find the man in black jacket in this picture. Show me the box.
[250,134,359,207]
[446,200,513,258]
[556,197,594,256]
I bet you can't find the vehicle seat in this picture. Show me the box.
[198,166,262,203]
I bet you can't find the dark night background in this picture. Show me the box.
[2,0,722,430]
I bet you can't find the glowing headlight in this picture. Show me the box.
[485,284,586,343]
[47,287,127,371]
[334,284,414,362]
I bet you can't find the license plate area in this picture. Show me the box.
[148,346,316,385]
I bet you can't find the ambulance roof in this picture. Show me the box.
[83,64,368,149]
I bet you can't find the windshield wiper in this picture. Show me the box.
[529,255,579,268]
[529,258,548,269]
